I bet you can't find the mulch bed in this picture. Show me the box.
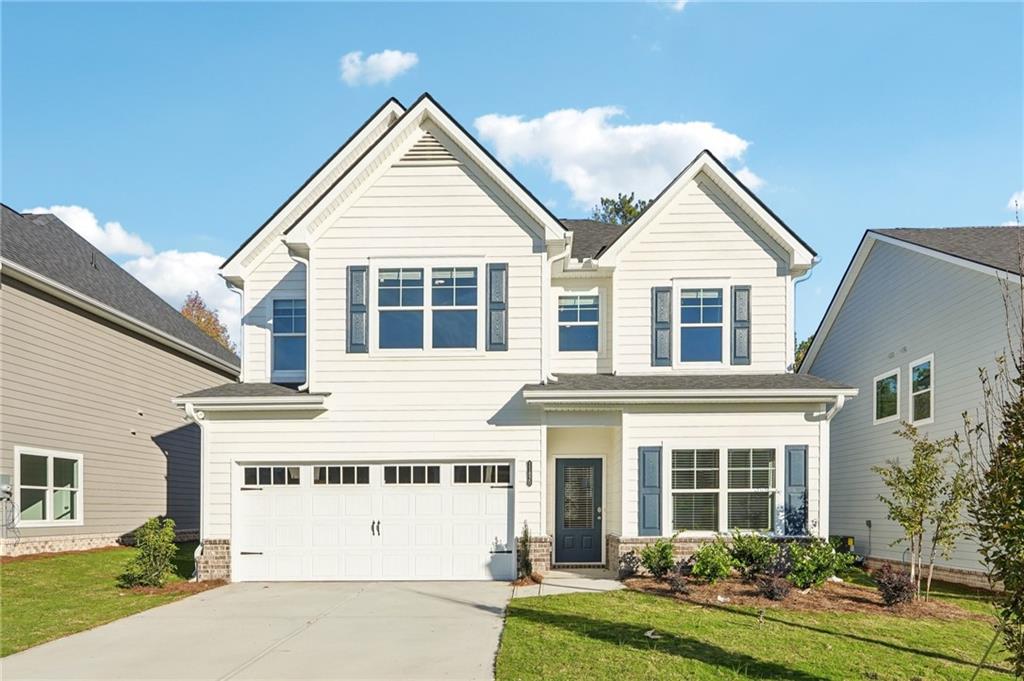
[626,577,992,622]
[511,573,545,587]
[128,579,226,596]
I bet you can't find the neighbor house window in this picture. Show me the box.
[874,369,899,424]
[431,267,477,348]
[558,295,599,352]
[727,449,776,531]
[243,466,300,486]
[680,288,724,362]
[272,299,306,379]
[383,464,441,485]
[453,463,511,484]
[313,465,370,485]
[16,448,82,526]
[671,449,719,532]
[378,268,424,349]
[910,355,933,424]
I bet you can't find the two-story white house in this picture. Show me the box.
[174,94,856,582]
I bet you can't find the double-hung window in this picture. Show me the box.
[727,449,776,531]
[671,449,719,531]
[272,299,306,381]
[910,355,933,424]
[16,448,82,526]
[431,267,477,348]
[378,268,425,349]
[558,295,599,352]
[680,288,724,362]
[874,369,899,424]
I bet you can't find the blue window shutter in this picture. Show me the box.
[651,287,672,366]
[638,446,662,536]
[486,263,508,351]
[731,285,751,365]
[784,445,808,535]
[347,265,368,353]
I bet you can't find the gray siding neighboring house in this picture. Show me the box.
[802,227,1020,585]
[0,206,239,555]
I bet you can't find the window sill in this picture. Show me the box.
[910,417,934,427]
[873,415,899,426]
[16,519,84,529]
[369,348,486,359]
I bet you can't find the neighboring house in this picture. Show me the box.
[0,206,239,555]
[801,226,1021,586]
[175,93,855,583]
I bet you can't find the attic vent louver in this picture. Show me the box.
[396,131,458,166]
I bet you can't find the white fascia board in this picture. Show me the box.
[221,98,406,276]
[523,387,859,405]
[799,231,1022,373]
[2,258,239,376]
[172,394,327,410]
[596,151,815,270]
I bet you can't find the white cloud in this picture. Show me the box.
[474,106,757,206]
[23,204,153,257]
[734,167,764,190]
[670,0,688,11]
[339,49,418,86]
[1008,190,1024,211]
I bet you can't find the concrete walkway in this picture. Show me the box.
[3,581,510,680]
[511,568,623,599]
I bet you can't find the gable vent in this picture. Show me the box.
[396,131,458,166]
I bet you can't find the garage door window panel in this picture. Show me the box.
[245,466,300,486]
[454,464,511,484]
[313,465,370,485]
[384,465,441,485]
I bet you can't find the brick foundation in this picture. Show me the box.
[196,539,231,581]
[524,535,552,574]
[607,535,719,576]
[863,557,995,590]
[1,528,199,557]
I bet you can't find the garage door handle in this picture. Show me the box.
[240,551,263,556]
[370,520,376,536]
[376,520,381,536]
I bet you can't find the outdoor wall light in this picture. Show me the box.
[526,460,533,487]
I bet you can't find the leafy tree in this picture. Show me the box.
[590,192,651,225]
[794,335,814,371]
[181,291,235,352]
[923,450,970,598]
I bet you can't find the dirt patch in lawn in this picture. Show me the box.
[626,577,992,622]
[511,573,545,587]
[127,579,226,596]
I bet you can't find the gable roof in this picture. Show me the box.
[594,150,816,270]
[799,225,1024,373]
[560,219,628,259]
[1,205,239,373]
[280,93,567,245]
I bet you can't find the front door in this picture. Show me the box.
[555,458,603,564]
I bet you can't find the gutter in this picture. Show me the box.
[183,402,207,581]
[283,239,311,391]
[523,387,859,405]
[2,258,240,376]
[172,394,328,411]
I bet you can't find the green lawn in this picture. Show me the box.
[497,577,1012,680]
[0,542,212,656]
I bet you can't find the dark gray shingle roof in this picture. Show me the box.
[1,205,240,369]
[560,219,629,260]
[872,226,1024,275]
[525,373,853,392]
[178,383,328,399]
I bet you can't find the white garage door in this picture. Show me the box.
[232,462,515,581]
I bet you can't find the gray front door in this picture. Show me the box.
[555,458,603,564]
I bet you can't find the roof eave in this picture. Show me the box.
[523,387,859,405]
[172,394,328,411]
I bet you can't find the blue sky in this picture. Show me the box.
[3,1,1022,343]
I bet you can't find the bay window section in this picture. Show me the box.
[272,299,306,381]
[378,268,424,349]
[727,449,776,531]
[431,267,477,348]
[558,295,599,352]
[671,449,719,532]
[680,288,724,362]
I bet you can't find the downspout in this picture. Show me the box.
[791,256,819,371]
[224,280,244,383]
[183,402,207,581]
[284,242,311,392]
[543,239,573,384]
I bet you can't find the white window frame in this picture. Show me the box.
[909,354,935,426]
[726,448,777,532]
[14,447,84,528]
[873,368,901,425]
[269,296,307,384]
[672,278,730,369]
[669,449,720,533]
[555,288,602,355]
[369,259,486,356]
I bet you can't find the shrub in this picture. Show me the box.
[669,572,689,594]
[875,563,915,606]
[517,522,533,579]
[691,538,735,584]
[787,538,856,589]
[639,537,676,579]
[756,575,792,601]
[119,517,178,588]
[729,531,780,581]
[618,550,641,580]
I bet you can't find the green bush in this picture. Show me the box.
[787,538,855,589]
[729,531,780,581]
[119,517,178,588]
[691,538,735,583]
[517,522,533,579]
[639,537,676,579]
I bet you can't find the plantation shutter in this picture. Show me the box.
[784,445,808,535]
[347,265,368,353]
[486,263,508,351]
[638,446,662,536]
[651,287,672,366]
[731,285,751,365]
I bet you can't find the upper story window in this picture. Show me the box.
[680,288,724,362]
[376,265,482,351]
[558,295,599,352]
[16,448,82,527]
[272,299,306,379]
[910,355,933,424]
[874,368,899,424]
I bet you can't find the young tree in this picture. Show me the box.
[590,192,652,225]
[923,450,971,599]
[794,334,814,371]
[181,291,236,353]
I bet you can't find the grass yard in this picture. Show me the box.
[497,574,1012,680]
[0,542,217,656]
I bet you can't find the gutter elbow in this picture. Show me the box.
[824,394,846,421]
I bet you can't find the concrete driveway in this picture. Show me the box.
[3,581,511,680]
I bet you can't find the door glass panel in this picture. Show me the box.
[563,465,594,529]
